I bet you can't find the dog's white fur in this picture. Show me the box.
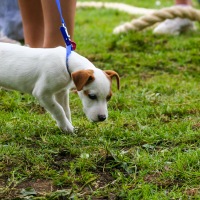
[0,43,119,133]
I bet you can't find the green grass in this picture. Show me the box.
[1,0,200,199]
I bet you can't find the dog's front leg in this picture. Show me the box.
[33,90,74,133]
[55,89,71,122]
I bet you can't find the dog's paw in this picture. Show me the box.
[59,123,74,133]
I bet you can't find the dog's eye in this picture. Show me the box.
[106,95,111,101]
[88,94,97,100]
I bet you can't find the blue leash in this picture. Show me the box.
[56,0,75,75]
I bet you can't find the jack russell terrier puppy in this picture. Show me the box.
[0,43,120,133]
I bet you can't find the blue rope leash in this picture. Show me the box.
[56,0,76,75]
[56,0,65,24]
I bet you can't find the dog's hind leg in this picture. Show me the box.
[33,89,74,133]
[55,89,71,123]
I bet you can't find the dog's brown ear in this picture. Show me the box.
[104,70,120,90]
[71,69,95,91]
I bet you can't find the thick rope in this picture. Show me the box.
[77,1,156,15]
[113,6,200,34]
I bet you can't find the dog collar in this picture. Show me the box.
[60,25,76,77]
[66,41,76,77]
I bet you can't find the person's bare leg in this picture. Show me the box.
[41,0,76,48]
[18,0,44,47]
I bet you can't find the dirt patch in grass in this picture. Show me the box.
[185,188,200,196]
[95,172,115,189]
[1,179,55,199]
[16,179,54,194]
[192,123,200,130]
[77,172,116,199]
[144,171,184,188]
[51,148,78,170]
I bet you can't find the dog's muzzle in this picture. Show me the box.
[98,114,106,122]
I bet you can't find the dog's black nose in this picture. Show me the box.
[98,115,106,121]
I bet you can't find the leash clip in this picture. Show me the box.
[60,24,71,46]
[60,24,76,52]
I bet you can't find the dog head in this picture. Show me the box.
[72,69,120,122]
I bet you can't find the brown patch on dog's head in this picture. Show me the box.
[104,70,120,90]
[71,70,95,91]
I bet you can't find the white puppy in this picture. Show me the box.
[0,43,120,133]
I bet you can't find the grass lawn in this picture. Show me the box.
[1,0,200,199]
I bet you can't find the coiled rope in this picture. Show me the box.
[113,6,200,34]
[76,2,200,34]
[76,2,156,15]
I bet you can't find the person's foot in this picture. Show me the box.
[153,6,196,35]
